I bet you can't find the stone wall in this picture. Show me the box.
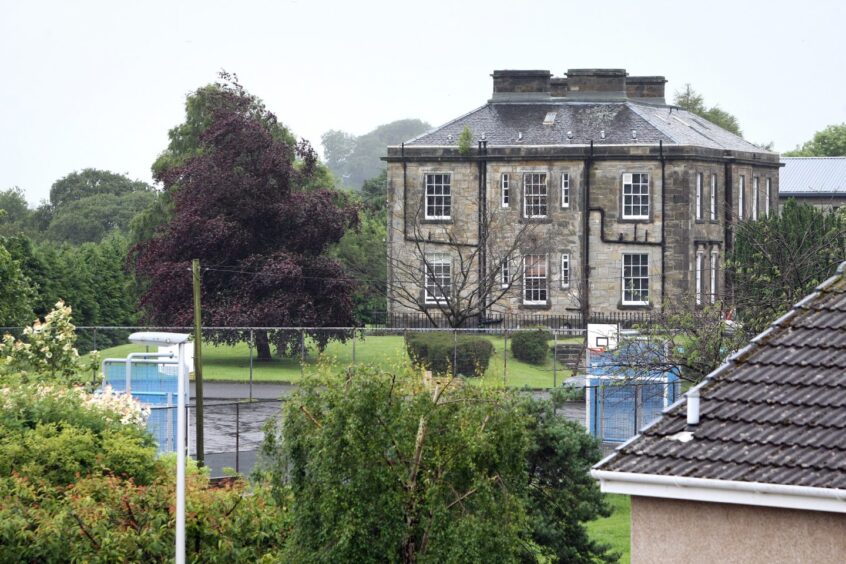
[386,152,780,318]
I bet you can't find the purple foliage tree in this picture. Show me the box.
[133,76,358,360]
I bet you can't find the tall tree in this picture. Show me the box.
[729,200,846,334]
[331,211,387,322]
[360,169,388,214]
[784,123,846,156]
[0,187,34,238]
[322,119,430,190]
[133,74,358,360]
[49,169,152,210]
[134,74,336,246]
[0,242,35,326]
[266,366,612,563]
[45,190,155,245]
[674,84,743,137]
[30,169,158,244]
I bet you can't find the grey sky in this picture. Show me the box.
[2,0,844,204]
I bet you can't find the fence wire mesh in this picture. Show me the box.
[4,324,683,474]
[50,325,593,390]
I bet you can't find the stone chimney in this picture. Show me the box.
[564,69,627,100]
[492,69,668,103]
[490,70,551,101]
[626,76,667,103]
[550,77,568,97]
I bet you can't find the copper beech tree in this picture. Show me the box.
[133,76,358,360]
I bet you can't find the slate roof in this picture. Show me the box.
[406,101,767,154]
[780,157,846,195]
[594,264,846,490]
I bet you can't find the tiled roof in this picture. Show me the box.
[406,101,768,153]
[594,264,846,490]
[780,157,846,195]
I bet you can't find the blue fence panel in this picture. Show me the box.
[586,343,681,443]
[102,361,180,454]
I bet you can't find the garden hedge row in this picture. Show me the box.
[405,332,494,376]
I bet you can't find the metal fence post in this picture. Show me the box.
[235,401,240,474]
[634,383,641,433]
[300,329,306,378]
[92,327,99,384]
[248,330,254,403]
[453,329,458,378]
[503,329,508,387]
[553,330,558,388]
[166,394,173,452]
[598,384,605,442]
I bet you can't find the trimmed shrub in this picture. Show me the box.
[511,329,552,365]
[405,332,494,376]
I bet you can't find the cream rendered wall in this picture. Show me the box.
[631,496,846,564]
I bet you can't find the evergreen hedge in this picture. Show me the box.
[405,332,494,376]
[510,329,552,365]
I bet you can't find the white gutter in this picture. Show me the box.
[591,470,846,514]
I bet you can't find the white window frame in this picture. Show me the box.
[710,250,718,304]
[423,253,451,304]
[560,253,570,289]
[765,178,772,217]
[695,250,704,306]
[561,173,570,208]
[523,173,548,218]
[752,177,759,220]
[621,253,649,306]
[500,255,510,289]
[501,173,510,208]
[523,254,548,305]
[622,173,650,220]
[738,175,745,220]
[424,173,451,220]
[695,173,703,220]
[710,174,717,222]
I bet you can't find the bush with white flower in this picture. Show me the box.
[85,384,151,427]
[1,300,99,384]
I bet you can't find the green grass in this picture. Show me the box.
[587,494,631,563]
[100,335,581,389]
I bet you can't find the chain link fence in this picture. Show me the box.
[58,325,592,390]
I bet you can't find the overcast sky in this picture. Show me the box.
[2,0,845,204]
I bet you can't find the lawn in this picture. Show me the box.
[99,334,580,389]
[587,494,631,563]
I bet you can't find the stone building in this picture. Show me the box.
[385,69,780,323]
